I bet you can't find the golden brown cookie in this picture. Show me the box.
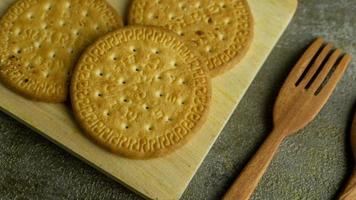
[71,26,211,159]
[0,0,123,102]
[128,0,254,76]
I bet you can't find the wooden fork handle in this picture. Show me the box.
[339,169,356,200]
[223,129,286,200]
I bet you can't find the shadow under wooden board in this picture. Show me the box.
[0,0,297,199]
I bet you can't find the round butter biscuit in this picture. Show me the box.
[0,0,123,102]
[129,0,254,76]
[71,26,211,158]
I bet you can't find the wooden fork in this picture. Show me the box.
[339,111,356,200]
[223,37,352,200]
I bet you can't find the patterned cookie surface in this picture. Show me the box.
[129,0,254,76]
[0,0,123,102]
[71,26,211,158]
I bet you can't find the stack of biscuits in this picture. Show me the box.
[0,0,253,159]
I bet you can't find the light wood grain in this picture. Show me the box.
[0,0,297,199]
[223,38,352,200]
[339,112,356,200]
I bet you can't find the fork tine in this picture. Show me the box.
[287,37,324,85]
[309,49,341,92]
[299,43,333,88]
[317,54,351,97]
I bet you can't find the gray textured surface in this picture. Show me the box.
[0,0,355,199]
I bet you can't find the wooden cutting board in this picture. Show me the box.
[0,0,297,199]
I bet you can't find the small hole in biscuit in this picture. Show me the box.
[169,14,175,20]
[122,80,127,84]
[179,79,186,85]
[111,54,118,61]
[123,99,128,103]
[165,117,173,122]
[82,11,88,17]
[27,13,34,19]
[16,49,22,54]
[124,125,129,129]
[156,75,162,80]
[98,93,102,97]
[147,126,154,131]
[207,18,213,24]
[219,34,225,40]
[225,19,231,25]
[196,30,204,36]
[156,91,164,97]
[178,99,186,105]
[44,4,51,10]
[132,48,137,52]
[134,66,142,72]
[99,72,104,76]
[42,24,48,29]
[177,32,184,36]
[24,79,29,83]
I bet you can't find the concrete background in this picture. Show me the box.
[0,0,355,199]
